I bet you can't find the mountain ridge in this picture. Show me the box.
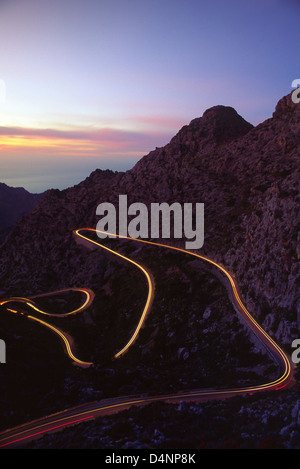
[0,182,46,245]
[0,91,299,346]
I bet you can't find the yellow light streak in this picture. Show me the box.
[74,229,154,359]
[0,289,94,367]
[75,228,293,390]
[0,228,293,395]
[27,315,92,368]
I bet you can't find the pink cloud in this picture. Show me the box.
[0,125,168,140]
[0,124,173,155]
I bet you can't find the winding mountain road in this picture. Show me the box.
[0,228,294,448]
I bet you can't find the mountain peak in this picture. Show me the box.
[202,104,239,119]
[171,104,253,151]
[200,104,253,142]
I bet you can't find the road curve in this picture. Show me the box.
[0,288,95,367]
[0,228,294,448]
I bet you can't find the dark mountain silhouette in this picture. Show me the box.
[0,183,46,245]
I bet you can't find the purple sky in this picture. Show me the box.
[0,0,299,192]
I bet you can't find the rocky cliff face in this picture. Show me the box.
[0,92,299,345]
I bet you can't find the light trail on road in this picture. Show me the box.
[0,288,94,367]
[0,228,294,448]
[74,228,154,359]
[75,228,293,391]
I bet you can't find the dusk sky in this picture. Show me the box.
[0,0,299,193]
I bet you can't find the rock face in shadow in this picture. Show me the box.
[0,91,298,343]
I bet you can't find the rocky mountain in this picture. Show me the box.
[0,182,45,245]
[0,92,298,345]
[0,91,299,448]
